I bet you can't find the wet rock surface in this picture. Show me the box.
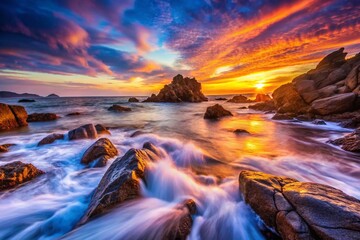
[227,95,253,103]
[0,144,15,153]
[239,170,360,240]
[108,104,132,112]
[128,97,139,102]
[144,74,208,102]
[27,113,58,122]
[38,133,65,146]
[329,128,360,152]
[0,103,28,131]
[0,161,44,191]
[81,138,118,167]
[204,104,233,119]
[95,124,111,135]
[68,124,98,140]
[249,100,276,112]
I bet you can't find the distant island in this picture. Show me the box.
[0,91,59,98]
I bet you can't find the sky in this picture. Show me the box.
[0,0,360,96]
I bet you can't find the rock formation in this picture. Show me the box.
[227,95,253,103]
[329,128,360,152]
[249,100,276,112]
[0,103,28,131]
[108,104,132,112]
[95,124,111,135]
[37,133,65,146]
[255,94,272,102]
[128,97,139,102]
[68,124,98,140]
[239,170,360,240]
[80,138,118,167]
[0,161,44,190]
[27,113,58,122]
[272,48,360,119]
[204,104,233,119]
[0,144,15,153]
[144,74,208,102]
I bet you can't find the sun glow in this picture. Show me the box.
[255,83,265,89]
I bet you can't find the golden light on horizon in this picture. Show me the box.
[255,83,265,89]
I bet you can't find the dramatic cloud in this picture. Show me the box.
[0,0,359,95]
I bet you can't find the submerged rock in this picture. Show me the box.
[81,138,118,167]
[27,113,58,122]
[18,99,35,103]
[204,104,233,119]
[0,103,28,131]
[312,119,326,125]
[249,100,276,112]
[81,143,163,221]
[37,133,64,146]
[0,161,44,191]
[234,129,250,134]
[144,74,208,102]
[227,95,253,103]
[0,144,15,153]
[108,104,132,112]
[239,170,360,240]
[68,124,98,140]
[329,128,360,152]
[66,112,81,116]
[128,97,139,102]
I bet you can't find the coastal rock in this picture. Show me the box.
[254,94,272,102]
[215,97,227,101]
[0,161,44,191]
[248,100,276,112]
[27,113,58,122]
[81,138,118,167]
[204,104,233,119]
[234,129,250,134]
[272,113,295,120]
[227,95,253,103]
[0,144,15,153]
[18,99,35,103]
[144,74,208,102]
[128,97,139,102]
[95,124,111,135]
[68,124,98,140]
[239,170,360,240]
[311,93,356,115]
[329,128,360,152]
[312,119,326,125]
[66,112,81,116]
[0,103,28,131]
[37,133,64,146]
[108,104,132,112]
[272,83,309,114]
[81,143,162,221]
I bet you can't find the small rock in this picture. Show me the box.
[204,104,233,119]
[227,95,253,103]
[312,119,326,125]
[128,97,139,102]
[108,104,132,112]
[27,113,58,122]
[81,138,118,167]
[234,129,250,134]
[215,97,227,101]
[0,161,44,190]
[37,133,64,146]
[0,144,15,153]
[130,130,145,137]
[68,124,98,140]
[66,112,81,116]
[95,124,111,135]
[18,99,35,103]
[249,100,276,112]
[239,106,247,109]
[272,113,295,120]
[329,128,360,152]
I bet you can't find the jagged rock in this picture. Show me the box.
[66,112,81,116]
[315,47,347,71]
[204,104,233,119]
[329,128,360,152]
[254,94,272,102]
[128,97,139,102]
[272,83,309,114]
[311,93,356,115]
[144,74,208,102]
[227,95,253,103]
[95,124,111,135]
[18,99,35,103]
[68,124,98,140]
[239,170,360,240]
[312,119,326,125]
[108,104,132,112]
[248,100,276,111]
[81,138,118,167]
[27,113,58,122]
[81,143,162,222]
[345,64,360,90]
[0,144,15,153]
[0,103,28,131]
[234,129,250,134]
[37,133,64,146]
[0,161,44,190]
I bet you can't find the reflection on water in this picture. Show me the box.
[0,96,359,239]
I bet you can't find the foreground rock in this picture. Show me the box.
[144,74,208,102]
[81,143,163,221]
[249,100,276,112]
[81,138,118,167]
[27,113,58,122]
[227,95,253,103]
[95,124,110,135]
[18,99,35,103]
[204,104,233,119]
[68,124,98,140]
[0,103,28,131]
[108,104,132,112]
[239,170,360,240]
[128,97,139,102]
[0,161,44,190]
[329,128,360,152]
[272,48,360,119]
[37,133,64,146]
[0,144,15,153]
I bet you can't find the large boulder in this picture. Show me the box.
[204,104,233,119]
[329,128,360,152]
[0,103,28,131]
[227,95,253,103]
[108,105,132,112]
[272,83,310,114]
[311,93,356,115]
[239,170,360,240]
[27,113,58,122]
[37,133,64,146]
[144,74,208,102]
[81,143,162,221]
[0,161,44,190]
[68,124,98,140]
[80,138,118,167]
